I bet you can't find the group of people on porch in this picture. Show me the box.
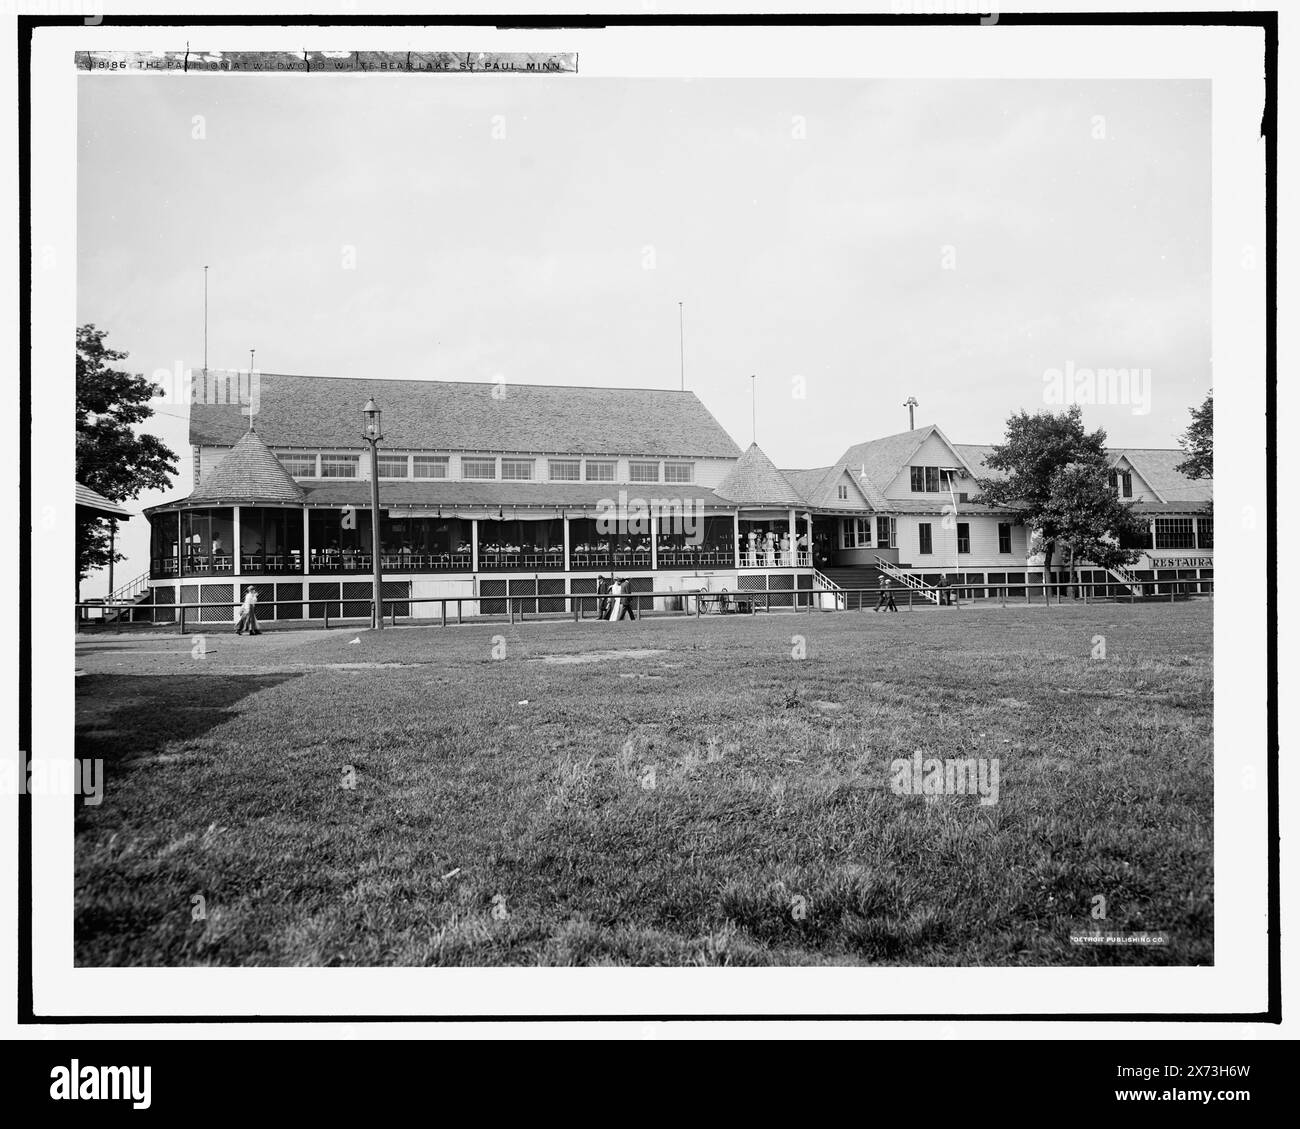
[739,530,808,567]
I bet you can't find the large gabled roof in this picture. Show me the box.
[187,428,306,505]
[715,443,806,507]
[190,371,742,460]
[833,424,978,506]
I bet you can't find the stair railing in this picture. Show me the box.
[812,569,846,610]
[107,571,151,603]
[874,557,942,605]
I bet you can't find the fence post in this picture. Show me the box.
[457,599,463,625]
[179,606,185,635]
[909,589,913,611]
[509,597,515,624]
[324,605,330,630]
[441,601,447,628]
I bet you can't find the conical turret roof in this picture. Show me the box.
[715,442,806,507]
[188,428,306,505]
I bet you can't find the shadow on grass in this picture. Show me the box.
[75,672,302,770]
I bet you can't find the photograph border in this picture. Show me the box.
[19,7,1279,1025]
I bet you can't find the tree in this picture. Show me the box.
[1040,461,1148,593]
[1176,389,1212,481]
[976,405,1109,592]
[76,325,178,595]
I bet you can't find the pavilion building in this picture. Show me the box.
[141,371,1212,621]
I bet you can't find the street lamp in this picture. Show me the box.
[363,399,385,629]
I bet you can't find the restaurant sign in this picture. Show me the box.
[1147,555,1213,568]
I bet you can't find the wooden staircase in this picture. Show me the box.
[818,564,945,609]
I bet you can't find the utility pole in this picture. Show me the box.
[363,400,385,629]
[751,374,757,444]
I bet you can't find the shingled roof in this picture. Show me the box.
[715,443,806,507]
[782,466,875,512]
[1111,448,1213,504]
[75,482,133,519]
[190,372,742,459]
[188,429,306,505]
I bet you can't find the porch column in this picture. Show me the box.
[233,506,241,577]
[302,507,310,575]
[471,519,479,573]
[650,513,658,571]
[733,512,740,567]
[1149,518,1157,554]
[788,507,797,567]
[563,515,571,570]
[177,511,183,577]
[805,512,813,568]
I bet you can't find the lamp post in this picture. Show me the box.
[363,399,385,629]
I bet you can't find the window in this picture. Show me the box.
[376,455,409,479]
[876,516,894,548]
[585,460,615,482]
[918,523,933,555]
[1197,517,1213,549]
[413,455,449,479]
[1109,470,1119,492]
[629,461,660,483]
[463,457,496,480]
[841,518,871,548]
[501,458,534,481]
[910,466,945,492]
[998,522,1012,554]
[664,462,694,484]
[1122,471,1133,498]
[1110,469,1134,498]
[320,454,360,478]
[957,522,971,554]
[277,452,317,478]
[1155,518,1194,549]
[549,459,580,482]
[837,484,848,501]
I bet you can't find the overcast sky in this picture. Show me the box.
[78,75,1210,589]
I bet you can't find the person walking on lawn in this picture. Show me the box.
[874,577,898,612]
[235,586,262,635]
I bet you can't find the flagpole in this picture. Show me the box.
[678,301,685,391]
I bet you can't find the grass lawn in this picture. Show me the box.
[74,601,1213,966]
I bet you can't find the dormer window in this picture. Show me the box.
[837,484,848,501]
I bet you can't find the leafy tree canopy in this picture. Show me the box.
[1041,462,1147,572]
[1175,389,1212,481]
[76,325,178,586]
